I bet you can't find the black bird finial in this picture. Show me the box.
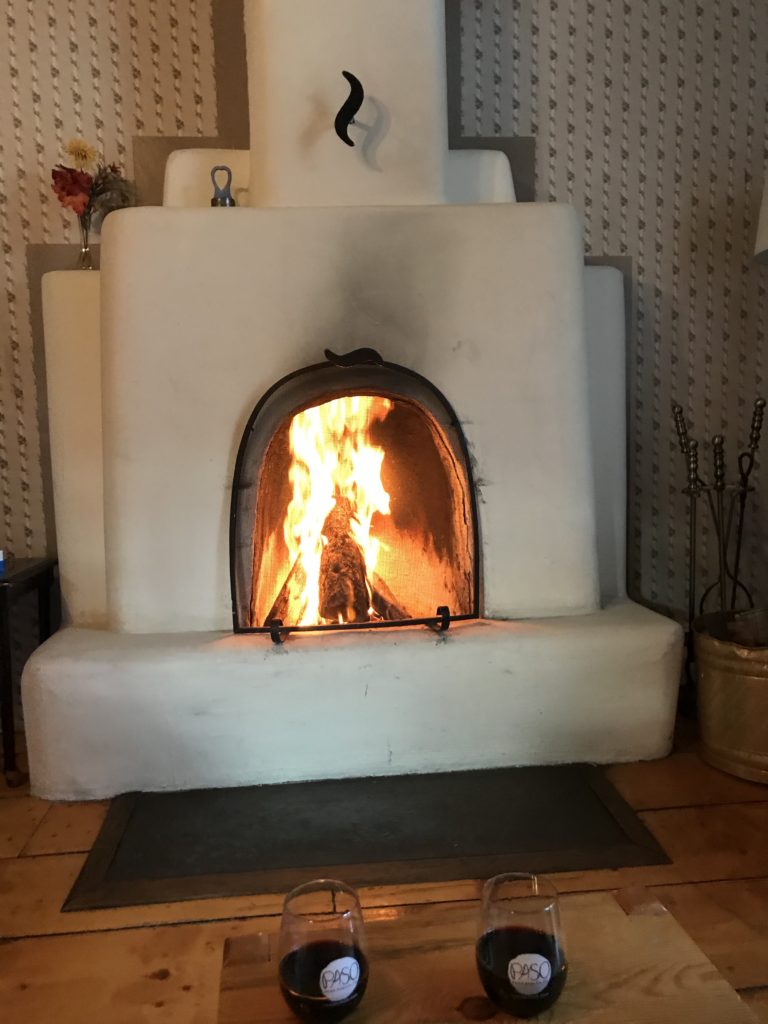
[334,71,365,147]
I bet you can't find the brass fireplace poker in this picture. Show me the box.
[673,397,766,680]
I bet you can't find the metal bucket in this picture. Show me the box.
[694,608,768,784]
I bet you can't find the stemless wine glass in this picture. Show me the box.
[476,873,568,1019]
[278,879,369,1022]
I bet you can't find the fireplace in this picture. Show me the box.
[231,350,478,637]
[28,0,683,800]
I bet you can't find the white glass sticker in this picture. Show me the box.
[507,953,552,995]
[319,956,360,1002]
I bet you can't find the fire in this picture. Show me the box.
[282,395,393,626]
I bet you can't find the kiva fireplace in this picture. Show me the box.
[28,0,683,800]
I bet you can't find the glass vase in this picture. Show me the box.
[77,213,93,270]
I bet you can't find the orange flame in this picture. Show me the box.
[283,395,392,625]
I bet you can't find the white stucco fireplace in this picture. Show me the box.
[26,0,682,800]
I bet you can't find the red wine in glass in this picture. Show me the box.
[279,939,368,1022]
[278,880,369,1022]
[476,925,567,1018]
[477,873,568,1019]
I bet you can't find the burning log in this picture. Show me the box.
[371,573,409,621]
[264,496,410,627]
[319,498,370,622]
[264,558,307,626]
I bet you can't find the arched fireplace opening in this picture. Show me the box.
[230,350,479,635]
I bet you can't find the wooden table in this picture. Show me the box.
[0,556,57,784]
[217,891,759,1023]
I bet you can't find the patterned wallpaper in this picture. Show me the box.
[460,0,768,615]
[0,0,217,557]
[0,0,766,619]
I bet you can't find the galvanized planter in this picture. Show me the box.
[694,609,768,784]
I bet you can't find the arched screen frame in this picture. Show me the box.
[229,352,481,635]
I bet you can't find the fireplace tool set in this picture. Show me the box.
[673,397,765,680]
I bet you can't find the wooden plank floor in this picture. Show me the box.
[1,726,767,1023]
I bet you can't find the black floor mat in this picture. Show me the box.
[64,765,668,911]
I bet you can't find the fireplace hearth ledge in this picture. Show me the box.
[23,600,682,801]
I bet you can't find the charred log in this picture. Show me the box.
[264,496,410,627]
[264,558,306,626]
[371,573,409,621]
[319,498,370,622]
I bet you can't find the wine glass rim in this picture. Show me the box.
[481,871,559,908]
[282,878,361,922]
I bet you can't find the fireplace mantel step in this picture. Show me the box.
[22,600,681,801]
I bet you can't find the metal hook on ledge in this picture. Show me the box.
[268,619,288,645]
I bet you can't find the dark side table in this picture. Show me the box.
[0,557,57,785]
